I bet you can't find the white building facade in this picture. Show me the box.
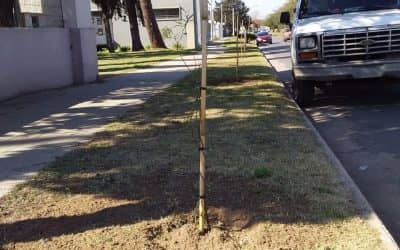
[0,0,98,101]
[91,0,203,49]
[17,0,64,27]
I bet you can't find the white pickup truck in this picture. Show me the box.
[280,0,400,105]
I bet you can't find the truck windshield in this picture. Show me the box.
[299,0,400,19]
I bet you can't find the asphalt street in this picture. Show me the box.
[262,37,400,244]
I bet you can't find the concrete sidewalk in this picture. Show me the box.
[0,45,222,197]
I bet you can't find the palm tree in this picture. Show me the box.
[138,0,166,48]
[125,0,144,51]
[0,0,15,27]
[92,0,122,53]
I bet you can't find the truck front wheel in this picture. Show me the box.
[292,79,315,106]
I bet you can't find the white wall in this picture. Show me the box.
[0,28,74,101]
[112,18,191,49]
[62,0,98,85]
[109,0,201,49]
[0,0,98,102]
[210,21,224,39]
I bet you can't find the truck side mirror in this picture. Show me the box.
[280,12,290,25]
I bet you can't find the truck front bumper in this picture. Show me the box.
[293,59,400,81]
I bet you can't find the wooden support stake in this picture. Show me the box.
[199,0,208,234]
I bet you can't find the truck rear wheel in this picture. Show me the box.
[292,79,315,106]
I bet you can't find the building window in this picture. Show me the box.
[96,17,102,25]
[31,16,40,28]
[97,28,104,36]
[91,12,103,25]
[153,8,180,20]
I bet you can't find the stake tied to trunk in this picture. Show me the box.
[199,0,209,234]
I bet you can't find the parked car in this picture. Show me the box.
[280,0,400,106]
[256,32,272,46]
[283,28,292,42]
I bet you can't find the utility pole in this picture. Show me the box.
[232,8,235,36]
[220,2,223,23]
[220,2,223,37]
[199,0,209,235]
[210,1,214,39]
[236,12,239,82]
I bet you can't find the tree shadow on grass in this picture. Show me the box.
[0,169,320,244]
[0,63,360,246]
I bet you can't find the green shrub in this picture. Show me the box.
[119,46,131,52]
[97,48,109,56]
[161,27,173,39]
[145,45,152,50]
[97,47,109,53]
[172,43,184,51]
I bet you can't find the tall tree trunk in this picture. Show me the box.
[0,0,15,27]
[138,0,166,49]
[14,0,25,27]
[103,14,115,53]
[126,0,144,51]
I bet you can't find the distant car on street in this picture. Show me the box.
[256,31,272,46]
[282,28,292,42]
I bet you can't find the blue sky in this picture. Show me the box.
[243,0,287,19]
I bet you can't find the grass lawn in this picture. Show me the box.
[0,41,384,249]
[98,49,195,76]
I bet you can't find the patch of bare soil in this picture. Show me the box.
[0,169,312,249]
[2,166,376,250]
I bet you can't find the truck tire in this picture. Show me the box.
[292,79,315,106]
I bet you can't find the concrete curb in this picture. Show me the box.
[261,49,399,250]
